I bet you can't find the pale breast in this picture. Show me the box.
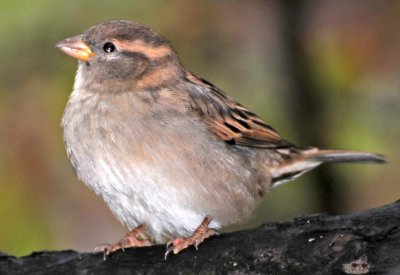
[62,89,262,243]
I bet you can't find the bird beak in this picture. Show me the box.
[55,35,95,62]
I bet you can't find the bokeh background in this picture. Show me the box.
[1,0,399,256]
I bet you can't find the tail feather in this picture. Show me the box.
[270,149,385,187]
[304,149,386,164]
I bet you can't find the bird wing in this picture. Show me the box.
[185,72,293,149]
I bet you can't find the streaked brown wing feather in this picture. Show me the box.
[185,72,293,149]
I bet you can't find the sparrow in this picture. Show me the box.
[56,20,385,259]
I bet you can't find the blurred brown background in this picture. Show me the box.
[0,0,398,256]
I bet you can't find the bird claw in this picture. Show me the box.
[164,216,219,260]
[93,243,115,261]
[164,243,174,260]
[92,225,151,260]
[166,240,173,249]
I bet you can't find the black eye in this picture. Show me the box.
[103,42,115,53]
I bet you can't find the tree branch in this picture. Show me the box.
[1,201,400,274]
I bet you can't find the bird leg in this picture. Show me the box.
[165,216,219,259]
[94,224,152,260]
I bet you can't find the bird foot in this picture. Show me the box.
[165,216,219,260]
[94,225,152,260]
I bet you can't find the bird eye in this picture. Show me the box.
[103,42,115,53]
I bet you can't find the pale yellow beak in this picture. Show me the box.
[56,35,95,62]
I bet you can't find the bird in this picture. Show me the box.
[55,20,385,259]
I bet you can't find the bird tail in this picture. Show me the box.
[303,149,386,163]
[270,149,385,187]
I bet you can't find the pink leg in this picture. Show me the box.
[94,225,152,260]
[165,216,219,259]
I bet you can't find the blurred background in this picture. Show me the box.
[0,0,398,256]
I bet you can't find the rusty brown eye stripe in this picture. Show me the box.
[112,39,173,60]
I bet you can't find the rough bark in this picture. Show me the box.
[1,201,400,274]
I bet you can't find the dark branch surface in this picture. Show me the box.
[1,201,400,274]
